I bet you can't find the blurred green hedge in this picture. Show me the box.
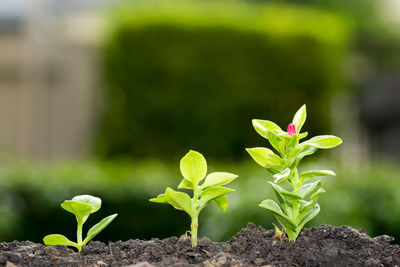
[1,159,400,244]
[96,0,350,159]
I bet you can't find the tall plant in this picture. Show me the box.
[247,105,342,240]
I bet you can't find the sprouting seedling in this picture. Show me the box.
[150,150,238,247]
[43,195,118,252]
[246,104,342,241]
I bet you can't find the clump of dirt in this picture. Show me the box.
[0,223,399,266]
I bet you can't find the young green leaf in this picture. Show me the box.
[177,178,193,189]
[82,214,118,246]
[72,195,101,213]
[180,150,207,185]
[300,170,336,183]
[164,188,193,216]
[43,234,78,248]
[300,135,342,149]
[212,195,229,212]
[292,104,306,133]
[297,204,320,232]
[200,172,238,190]
[198,187,234,208]
[149,194,168,204]
[246,147,283,169]
[273,168,291,184]
[61,200,93,222]
[299,180,322,198]
[259,199,295,227]
[252,119,284,139]
[268,182,302,202]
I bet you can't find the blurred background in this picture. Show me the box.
[0,0,399,244]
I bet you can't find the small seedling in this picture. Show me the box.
[247,104,342,241]
[43,195,118,252]
[150,150,238,247]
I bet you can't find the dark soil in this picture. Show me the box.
[1,223,399,267]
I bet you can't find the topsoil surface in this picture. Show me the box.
[0,223,399,267]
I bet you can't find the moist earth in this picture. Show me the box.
[0,223,399,267]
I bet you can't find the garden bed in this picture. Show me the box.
[1,223,399,266]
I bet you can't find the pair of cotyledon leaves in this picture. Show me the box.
[150,150,238,218]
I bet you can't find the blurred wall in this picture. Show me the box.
[0,1,101,159]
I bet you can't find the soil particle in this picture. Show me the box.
[0,223,399,267]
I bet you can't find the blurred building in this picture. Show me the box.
[0,0,109,159]
[0,0,399,162]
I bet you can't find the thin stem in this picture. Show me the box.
[291,168,301,221]
[77,220,83,249]
[190,183,199,247]
[190,216,198,247]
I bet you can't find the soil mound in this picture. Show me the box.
[1,223,399,266]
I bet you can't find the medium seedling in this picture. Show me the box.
[150,150,238,247]
[247,104,342,240]
[43,195,117,252]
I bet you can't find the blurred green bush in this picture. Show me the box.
[96,0,350,160]
[1,159,400,244]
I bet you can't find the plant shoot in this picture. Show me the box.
[43,195,118,252]
[150,150,238,247]
[247,104,342,240]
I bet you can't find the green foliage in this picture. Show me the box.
[247,105,342,240]
[150,150,237,247]
[96,0,350,159]
[0,160,400,244]
[43,195,117,252]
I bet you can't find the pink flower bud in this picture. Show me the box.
[287,123,296,136]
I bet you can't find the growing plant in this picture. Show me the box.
[246,104,342,241]
[150,150,238,247]
[43,195,118,252]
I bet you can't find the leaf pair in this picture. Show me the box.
[43,195,117,252]
[150,150,238,247]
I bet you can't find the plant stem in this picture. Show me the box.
[77,221,83,251]
[190,216,198,247]
[291,168,300,221]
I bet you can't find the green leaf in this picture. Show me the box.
[212,195,228,212]
[297,204,320,232]
[149,194,168,204]
[72,195,101,213]
[302,188,325,210]
[273,168,291,184]
[82,214,118,246]
[292,104,306,133]
[268,182,302,202]
[252,119,284,139]
[300,135,342,149]
[266,130,284,155]
[298,132,308,139]
[299,180,322,198]
[259,199,295,228]
[296,146,318,160]
[177,178,193,189]
[200,172,238,190]
[198,187,234,209]
[164,188,193,216]
[180,150,207,185]
[43,234,78,248]
[300,170,336,182]
[61,200,93,222]
[246,147,283,169]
